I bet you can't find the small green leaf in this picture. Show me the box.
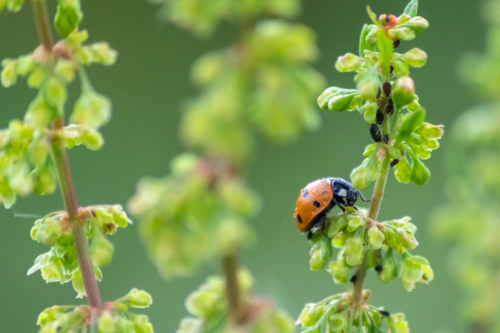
[403,0,419,17]
[359,24,376,57]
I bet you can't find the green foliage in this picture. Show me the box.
[29,205,131,296]
[37,289,153,333]
[182,20,323,164]
[151,0,300,37]
[0,29,117,207]
[317,4,441,189]
[177,269,294,333]
[300,2,438,332]
[432,1,500,326]
[296,292,410,333]
[308,210,432,291]
[129,153,257,278]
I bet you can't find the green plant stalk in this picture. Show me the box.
[30,0,53,51]
[51,118,103,311]
[352,116,391,305]
[31,0,103,314]
[222,248,246,323]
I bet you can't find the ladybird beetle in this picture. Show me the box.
[293,178,370,233]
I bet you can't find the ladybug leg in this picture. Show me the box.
[357,190,371,202]
[307,231,313,240]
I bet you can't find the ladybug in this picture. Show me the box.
[293,178,370,234]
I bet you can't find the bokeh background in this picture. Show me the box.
[0,0,486,331]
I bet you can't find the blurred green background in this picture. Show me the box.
[0,0,486,331]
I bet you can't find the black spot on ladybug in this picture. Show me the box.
[393,39,401,49]
[383,82,392,97]
[302,189,308,198]
[380,310,391,317]
[350,274,358,283]
[297,214,303,223]
[375,265,383,272]
[390,159,399,167]
[313,200,321,208]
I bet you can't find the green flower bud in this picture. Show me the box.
[394,158,413,184]
[87,42,118,65]
[44,77,67,108]
[72,269,86,298]
[1,59,17,87]
[368,227,385,249]
[345,237,364,266]
[350,157,379,190]
[327,215,348,237]
[401,254,433,291]
[25,94,52,128]
[392,60,410,77]
[32,217,62,246]
[388,27,416,41]
[54,0,83,38]
[185,290,219,319]
[131,315,153,333]
[397,14,411,25]
[91,236,114,267]
[54,59,76,82]
[17,55,35,76]
[404,48,427,68]
[123,288,153,308]
[9,161,33,195]
[387,313,409,333]
[411,156,430,185]
[392,77,415,107]
[329,260,347,285]
[399,16,429,33]
[71,90,112,128]
[363,143,380,157]
[346,215,364,233]
[388,146,401,159]
[37,306,67,326]
[398,110,425,142]
[359,24,376,57]
[378,248,398,284]
[177,318,203,333]
[6,0,24,11]
[415,123,444,140]
[318,87,360,112]
[297,304,326,327]
[28,66,45,88]
[335,53,363,72]
[328,313,347,332]
[362,102,377,124]
[357,66,379,100]
[33,164,57,195]
[310,236,333,271]
[63,124,104,150]
[98,311,116,333]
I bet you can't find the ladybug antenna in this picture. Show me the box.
[357,190,371,202]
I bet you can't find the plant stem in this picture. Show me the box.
[51,119,103,311]
[30,0,103,313]
[30,0,53,52]
[352,117,392,305]
[222,249,246,323]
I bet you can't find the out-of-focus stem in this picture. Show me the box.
[31,0,53,52]
[222,249,247,324]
